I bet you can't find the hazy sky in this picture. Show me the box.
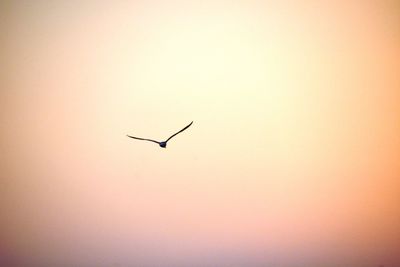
[1,1,399,266]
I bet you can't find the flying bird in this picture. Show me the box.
[127,121,193,148]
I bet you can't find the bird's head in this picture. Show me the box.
[159,141,167,148]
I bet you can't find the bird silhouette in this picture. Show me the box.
[127,121,193,148]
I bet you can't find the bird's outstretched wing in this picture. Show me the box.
[126,135,160,144]
[165,121,193,142]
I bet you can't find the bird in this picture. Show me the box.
[127,121,193,148]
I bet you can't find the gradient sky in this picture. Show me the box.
[1,1,400,267]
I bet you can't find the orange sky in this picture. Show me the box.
[1,1,400,266]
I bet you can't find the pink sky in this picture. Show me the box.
[1,1,400,266]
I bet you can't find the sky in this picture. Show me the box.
[1,1,399,266]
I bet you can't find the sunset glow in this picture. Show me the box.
[1,1,399,266]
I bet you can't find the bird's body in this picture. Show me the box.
[127,121,193,148]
